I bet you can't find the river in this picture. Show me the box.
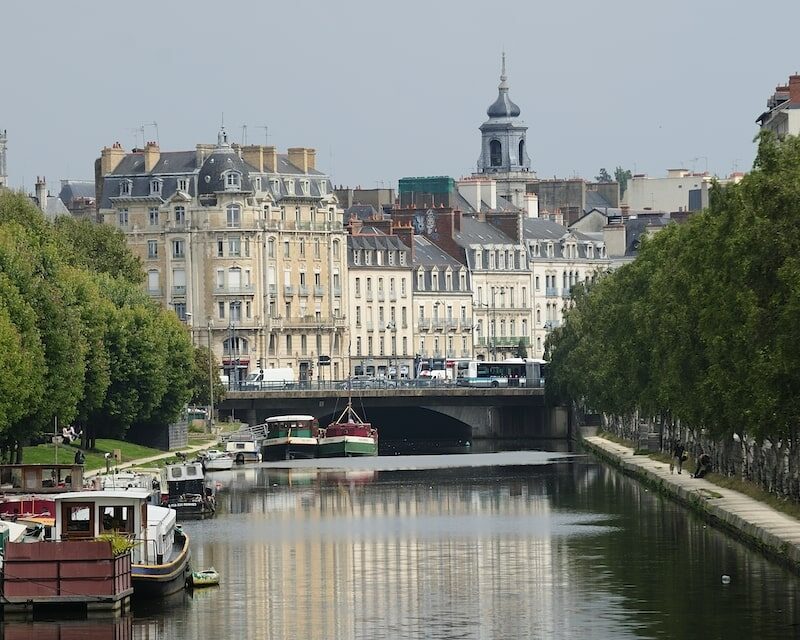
[5,443,799,639]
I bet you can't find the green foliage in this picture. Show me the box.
[97,531,136,556]
[547,133,800,446]
[614,167,633,196]
[0,191,194,458]
[189,345,227,407]
[515,339,528,359]
[595,168,613,183]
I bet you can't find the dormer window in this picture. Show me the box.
[177,178,189,192]
[253,176,262,191]
[150,178,162,195]
[546,242,553,257]
[319,181,327,195]
[352,250,360,265]
[287,179,295,195]
[120,179,132,196]
[586,244,593,258]
[399,251,407,266]
[225,171,241,190]
[271,179,281,194]
[301,180,310,196]
[365,251,372,266]
[417,270,425,291]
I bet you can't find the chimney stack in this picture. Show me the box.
[790,74,800,104]
[288,148,308,173]
[264,146,278,172]
[35,176,47,212]
[242,145,264,172]
[100,142,126,176]
[143,141,160,172]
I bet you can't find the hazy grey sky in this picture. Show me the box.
[2,0,799,193]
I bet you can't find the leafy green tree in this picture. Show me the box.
[595,168,613,183]
[54,216,144,284]
[189,345,227,407]
[516,339,528,359]
[614,167,633,197]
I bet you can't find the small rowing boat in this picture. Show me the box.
[188,567,220,588]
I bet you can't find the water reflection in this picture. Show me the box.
[8,449,798,639]
[1,617,132,640]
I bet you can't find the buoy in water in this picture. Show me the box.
[721,575,731,584]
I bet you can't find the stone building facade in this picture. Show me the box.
[98,130,348,383]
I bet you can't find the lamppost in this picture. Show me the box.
[207,318,214,430]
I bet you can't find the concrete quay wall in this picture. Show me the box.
[583,435,800,573]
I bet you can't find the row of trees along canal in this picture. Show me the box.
[0,191,225,462]
[545,133,800,501]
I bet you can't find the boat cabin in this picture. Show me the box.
[0,463,84,493]
[265,415,320,438]
[161,462,205,500]
[225,432,262,462]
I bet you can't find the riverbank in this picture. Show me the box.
[583,435,800,573]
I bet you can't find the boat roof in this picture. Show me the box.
[53,489,152,502]
[266,414,316,422]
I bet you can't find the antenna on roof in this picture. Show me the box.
[141,122,159,146]
[241,124,248,145]
[258,126,268,145]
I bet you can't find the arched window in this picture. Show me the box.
[268,237,276,258]
[518,139,525,165]
[490,140,502,167]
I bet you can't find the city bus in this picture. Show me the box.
[456,359,547,388]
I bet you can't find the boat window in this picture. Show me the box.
[62,502,94,539]
[171,467,183,479]
[102,505,133,534]
[236,443,245,449]
[186,466,198,477]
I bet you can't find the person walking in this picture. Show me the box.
[672,440,686,474]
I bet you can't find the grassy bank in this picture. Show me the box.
[23,439,166,471]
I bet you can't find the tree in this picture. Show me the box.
[516,338,528,359]
[189,345,227,407]
[614,167,633,197]
[595,168,613,183]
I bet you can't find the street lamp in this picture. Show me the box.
[206,318,214,430]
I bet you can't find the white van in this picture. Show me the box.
[243,367,293,389]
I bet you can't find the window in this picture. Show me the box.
[172,239,185,258]
[287,179,295,195]
[299,239,305,257]
[295,206,301,224]
[314,239,320,259]
[147,270,159,292]
[150,179,162,196]
[356,306,361,326]
[173,303,187,321]
[120,180,131,196]
[225,172,241,190]
[147,240,158,258]
[117,208,129,226]
[353,250,360,265]
[402,336,407,355]
[218,301,225,319]
[319,180,327,195]
[216,269,225,289]
[226,204,241,228]
[228,267,242,290]
[301,180,310,196]
[400,251,407,266]
[177,178,189,192]
[356,336,362,356]
[490,140,502,167]
[355,278,361,297]
[286,335,292,353]
[401,279,407,297]
[268,238,276,258]
[284,241,290,258]
[149,207,159,226]
[332,240,340,259]
[228,237,241,257]
[253,176,261,191]
[230,301,242,322]
[217,239,224,257]
[174,205,185,225]
[365,251,372,265]
[62,502,94,539]
[388,251,395,266]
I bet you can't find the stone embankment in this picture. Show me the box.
[584,435,800,572]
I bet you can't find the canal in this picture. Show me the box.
[6,444,800,638]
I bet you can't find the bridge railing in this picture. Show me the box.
[226,378,545,392]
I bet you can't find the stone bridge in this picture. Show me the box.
[218,387,567,441]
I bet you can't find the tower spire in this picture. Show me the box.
[499,52,508,89]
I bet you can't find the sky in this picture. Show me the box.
[2,0,800,193]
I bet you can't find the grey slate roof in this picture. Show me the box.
[346,204,379,220]
[522,217,568,240]
[58,180,95,204]
[453,215,515,246]
[413,235,464,267]
[585,190,613,210]
[198,148,255,196]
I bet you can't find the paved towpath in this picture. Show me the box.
[84,441,214,478]
[584,435,800,569]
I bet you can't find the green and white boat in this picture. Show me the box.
[317,400,378,458]
[261,415,321,461]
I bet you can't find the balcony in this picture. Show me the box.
[478,336,531,348]
[417,318,430,331]
[377,292,385,302]
[432,320,446,331]
[543,320,561,330]
[284,285,295,297]
[389,292,397,302]
[268,284,277,294]
[365,292,373,302]
[299,286,309,297]
[314,286,325,298]
[333,287,342,297]
[446,319,458,331]
[214,285,255,295]
[172,285,186,296]
[366,321,375,331]
[147,287,162,297]
[545,287,559,297]
[562,288,571,299]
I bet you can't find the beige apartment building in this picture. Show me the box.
[98,129,348,383]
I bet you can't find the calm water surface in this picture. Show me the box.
[6,444,800,639]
